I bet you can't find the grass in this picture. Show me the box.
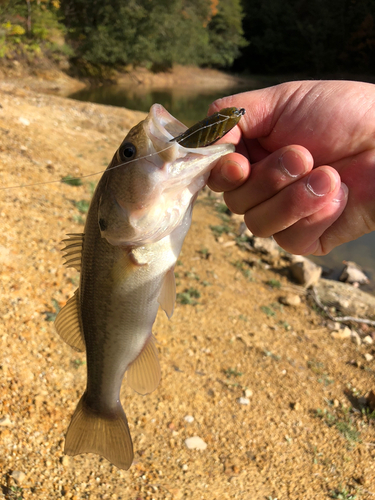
[315,408,361,445]
[176,287,201,305]
[266,279,281,289]
[43,298,60,322]
[223,367,243,378]
[61,175,83,186]
[209,224,230,237]
[329,486,358,499]
[261,305,276,317]
[74,199,90,213]
[231,260,252,280]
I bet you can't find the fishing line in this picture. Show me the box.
[0,112,233,192]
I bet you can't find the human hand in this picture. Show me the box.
[207,81,375,255]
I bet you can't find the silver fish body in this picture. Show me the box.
[55,104,240,469]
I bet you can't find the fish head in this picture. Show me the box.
[98,104,235,246]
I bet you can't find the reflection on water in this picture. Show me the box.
[69,84,253,127]
[69,84,375,291]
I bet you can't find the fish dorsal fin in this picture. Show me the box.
[61,233,84,271]
[54,289,85,352]
[158,268,176,319]
[127,335,161,395]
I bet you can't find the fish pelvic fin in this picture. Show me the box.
[54,289,85,352]
[64,394,134,470]
[61,233,84,271]
[127,335,161,395]
[158,267,176,319]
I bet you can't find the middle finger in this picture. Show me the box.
[224,146,314,214]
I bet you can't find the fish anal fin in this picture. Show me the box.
[54,289,85,352]
[61,233,84,271]
[158,268,176,319]
[127,335,161,395]
[64,394,133,470]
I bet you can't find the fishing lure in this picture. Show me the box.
[172,107,246,148]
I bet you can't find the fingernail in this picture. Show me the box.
[333,182,349,203]
[279,150,307,177]
[221,160,244,183]
[307,168,335,196]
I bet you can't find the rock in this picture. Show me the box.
[364,353,373,362]
[252,237,280,257]
[184,415,194,423]
[244,389,253,398]
[185,436,207,450]
[289,257,322,287]
[291,402,302,411]
[279,294,301,307]
[11,471,26,484]
[326,320,341,331]
[315,278,375,318]
[339,261,369,285]
[363,335,373,345]
[331,326,352,340]
[237,397,250,405]
[351,331,362,346]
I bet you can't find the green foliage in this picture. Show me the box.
[0,0,69,61]
[177,287,201,305]
[61,175,82,186]
[60,0,246,69]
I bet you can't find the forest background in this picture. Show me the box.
[0,0,374,79]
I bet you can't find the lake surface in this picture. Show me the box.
[69,84,375,289]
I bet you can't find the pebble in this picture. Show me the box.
[184,415,194,423]
[351,331,361,346]
[0,415,12,427]
[185,436,207,450]
[364,353,374,362]
[18,117,30,126]
[11,470,26,484]
[279,294,301,307]
[363,335,373,345]
[244,389,253,398]
[237,397,250,405]
[331,327,352,340]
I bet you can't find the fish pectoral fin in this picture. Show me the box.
[54,289,85,352]
[65,394,134,470]
[61,233,84,271]
[127,335,161,395]
[158,267,176,319]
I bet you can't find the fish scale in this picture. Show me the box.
[54,103,244,469]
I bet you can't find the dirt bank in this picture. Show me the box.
[0,79,375,500]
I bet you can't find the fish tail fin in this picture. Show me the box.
[64,394,134,470]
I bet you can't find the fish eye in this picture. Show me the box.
[119,142,136,161]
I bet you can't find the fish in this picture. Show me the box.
[54,103,244,470]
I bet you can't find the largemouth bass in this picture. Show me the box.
[55,104,244,470]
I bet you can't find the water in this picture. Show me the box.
[69,84,375,290]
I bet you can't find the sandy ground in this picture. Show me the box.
[0,78,375,500]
